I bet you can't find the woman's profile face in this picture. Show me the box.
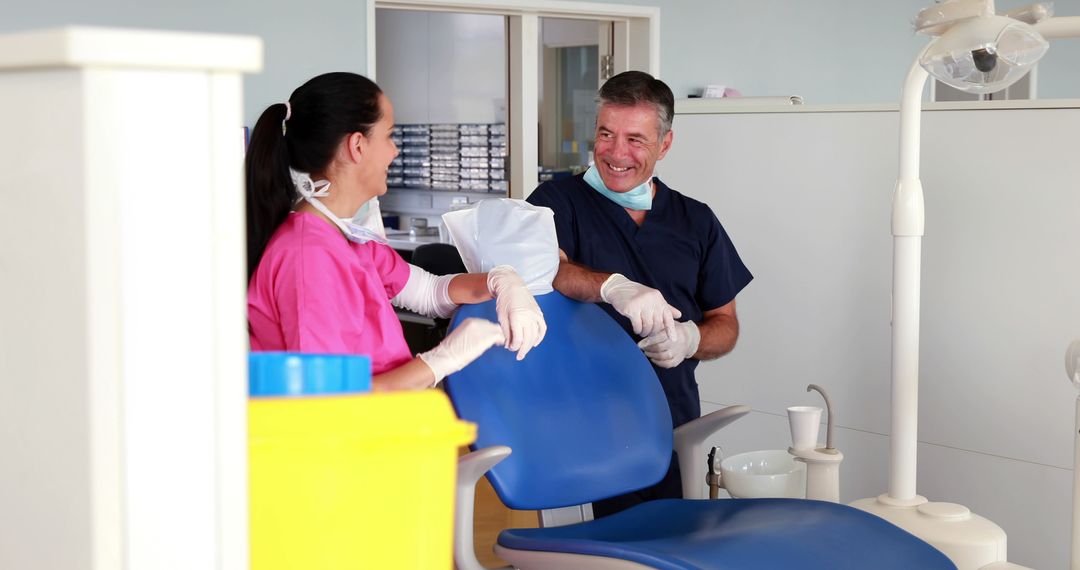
[357,93,400,196]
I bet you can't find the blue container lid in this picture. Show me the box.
[249,352,372,397]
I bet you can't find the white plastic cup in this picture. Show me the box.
[787,406,823,451]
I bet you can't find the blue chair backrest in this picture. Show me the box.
[445,292,673,510]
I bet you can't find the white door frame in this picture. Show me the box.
[368,0,660,198]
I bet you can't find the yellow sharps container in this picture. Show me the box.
[248,352,476,569]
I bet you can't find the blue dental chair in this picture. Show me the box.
[445,292,955,570]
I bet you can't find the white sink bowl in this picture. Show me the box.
[720,449,806,499]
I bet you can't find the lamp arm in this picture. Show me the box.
[898,45,930,185]
[1032,16,1080,39]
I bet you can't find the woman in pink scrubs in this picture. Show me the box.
[245,72,545,390]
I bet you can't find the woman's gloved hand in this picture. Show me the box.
[600,273,682,340]
[419,318,506,385]
[487,265,547,360]
[637,320,701,369]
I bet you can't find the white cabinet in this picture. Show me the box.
[0,27,260,570]
[376,10,506,125]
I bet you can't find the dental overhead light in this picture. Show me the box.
[848,1,1080,568]
[919,15,1048,93]
[915,0,1049,94]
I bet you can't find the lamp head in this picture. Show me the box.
[919,14,1048,94]
[1067,340,1080,391]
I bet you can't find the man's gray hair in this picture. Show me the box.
[596,70,675,137]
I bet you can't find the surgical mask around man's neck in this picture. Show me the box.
[583,164,653,211]
[290,168,388,245]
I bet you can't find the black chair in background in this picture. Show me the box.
[411,243,467,276]
[400,243,468,354]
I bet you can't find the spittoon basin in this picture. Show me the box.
[720,449,806,499]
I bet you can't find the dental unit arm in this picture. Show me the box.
[788,384,844,502]
[807,384,836,452]
[674,404,751,499]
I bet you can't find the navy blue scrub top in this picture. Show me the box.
[527,174,752,428]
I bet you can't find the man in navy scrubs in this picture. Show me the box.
[527,71,753,517]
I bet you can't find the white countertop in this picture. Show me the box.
[385,231,449,252]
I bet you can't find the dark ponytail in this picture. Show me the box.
[245,72,384,280]
[245,103,292,279]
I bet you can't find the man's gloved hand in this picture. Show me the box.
[637,320,701,369]
[419,318,506,384]
[487,265,547,360]
[600,273,682,339]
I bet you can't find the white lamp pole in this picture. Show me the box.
[887,47,930,505]
[886,11,1080,505]
[851,9,1080,570]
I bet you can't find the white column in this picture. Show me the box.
[508,14,539,199]
[0,27,261,570]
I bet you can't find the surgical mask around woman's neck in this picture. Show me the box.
[350,196,388,243]
[290,168,388,245]
[582,164,653,211]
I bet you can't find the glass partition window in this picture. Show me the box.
[539,18,612,182]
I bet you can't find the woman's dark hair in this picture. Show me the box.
[597,70,675,137]
[245,72,383,279]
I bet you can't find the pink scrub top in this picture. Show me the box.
[248,211,413,375]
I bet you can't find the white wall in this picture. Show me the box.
[661,104,1080,570]
[0,0,369,128]
[3,1,1078,125]
[583,0,1080,102]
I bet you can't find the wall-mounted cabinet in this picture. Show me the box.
[376,10,507,125]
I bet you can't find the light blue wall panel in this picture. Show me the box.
[3,1,1079,122]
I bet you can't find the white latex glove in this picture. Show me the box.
[600,273,682,339]
[637,320,701,369]
[487,265,547,360]
[418,318,506,385]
